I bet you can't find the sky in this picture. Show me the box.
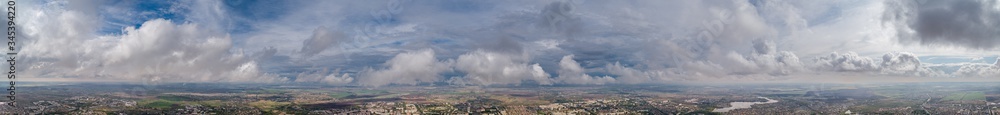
[8,0,1000,86]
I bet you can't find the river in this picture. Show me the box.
[712,97,779,112]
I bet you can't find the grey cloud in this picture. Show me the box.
[698,40,804,77]
[883,0,1000,49]
[539,1,582,36]
[254,46,279,60]
[300,26,348,58]
[739,40,804,75]
[476,35,525,55]
[604,62,682,84]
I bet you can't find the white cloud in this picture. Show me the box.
[811,52,879,72]
[952,58,1000,77]
[722,40,804,76]
[294,68,353,85]
[105,19,282,82]
[21,17,282,83]
[879,52,944,77]
[555,55,615,85]
[807,51,945,77]
[450,50,551,86]
[358,49,452,86]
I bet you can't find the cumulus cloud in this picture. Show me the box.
[22,18,282,83]
[555,55,615,85]
[358,49,452,86]
[952,58,1000,77]
[720,40,804,76]
[883,0,1000,49]
[879,52,944,77]
[811,52,879,72]
[808,51,944,77]
[450,50,551,86]
[109,19,285,82]
[879,52,920,74]
[294,68,353,85]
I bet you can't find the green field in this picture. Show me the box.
[248,89,286,94]
[942,92,986,101]
[353,89,388,95]
[141,100,176,109]
[327,90,390,99]
[329,92,353,98]
[157,95,196,101]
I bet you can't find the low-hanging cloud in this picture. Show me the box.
[358,49,452,86]
[555,55,615,85]
[811,52,879,72]
[719,40,804,76]
[953,58,1000,77]
[294,68,353,85]
[450,50,551,86]
[808,51,944,77]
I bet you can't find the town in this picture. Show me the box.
[0,82,998,114]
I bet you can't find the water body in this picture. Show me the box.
[712,97,779,112]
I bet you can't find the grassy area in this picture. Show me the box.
[157,95,196,101]
[353,89,388,95]
[195,100,225,107]
[327,89,392,99]
[329,92,353,98]
[942,92,986,101]
[374,93,408,99]
[144,95,228,109]
[250,100,290,110]
[965,92,987,100]
[140,100,176,109]
[251,89,287,94]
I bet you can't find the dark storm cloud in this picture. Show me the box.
[883,0,1000,49]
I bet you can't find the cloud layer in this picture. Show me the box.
[883,0,1000,49]
[809,52,945,77]
[953,58,1000,77]
[15,0,1000,85]
[21,18,282,83]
